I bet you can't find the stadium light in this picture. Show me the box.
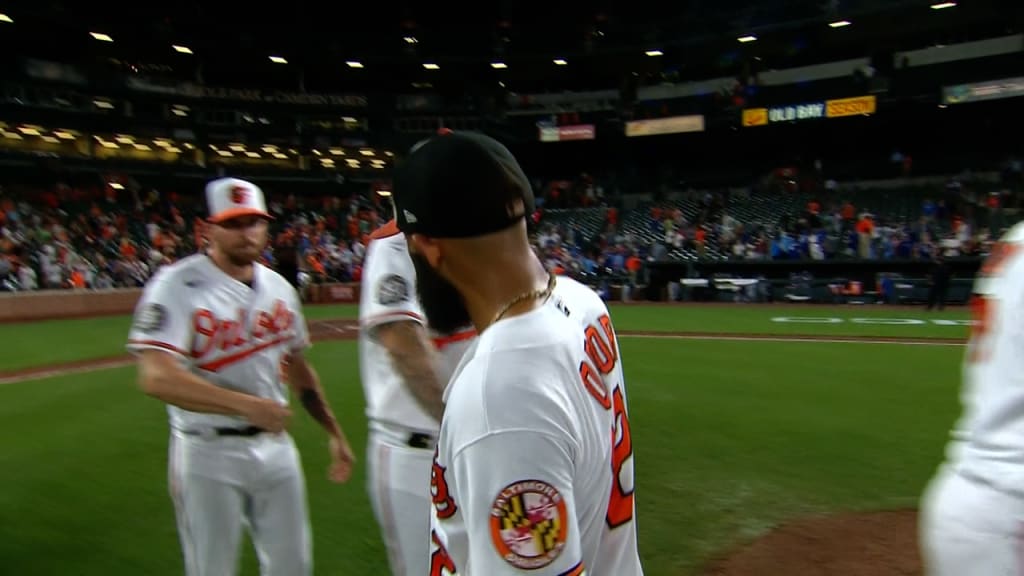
[737,35,757,43]
[269,55,287,64]
[346,60,364,68]
[0,13,13,23]
[553,58,568,65]
[491,61,508,69]
[376,190,392,197]
[930,2,956,9]
[829,20,851,28]
[172,45,193,54]
[403,36,418,44]
[645,50,663,57]
[423,62,440,70]
[90,32,113,42]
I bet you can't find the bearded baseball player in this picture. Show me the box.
[126,177,356,576]
[919,222,1024,576]
[358,217,475,575]
[393,131,644,575]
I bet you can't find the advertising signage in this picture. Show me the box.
[538,124,596,142]
[743,95,876,127]
[943,77,1024,105]
[624,115,705,137]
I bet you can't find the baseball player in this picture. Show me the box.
[393,131,644,575]
[126,177,356,576]
[919,221,1024,576]
[358,217,475,575]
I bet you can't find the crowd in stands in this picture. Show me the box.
[1,165,1020,294]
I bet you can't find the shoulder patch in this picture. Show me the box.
[489,479,569,570]
[376,274,410,305]
[134,303,167,333]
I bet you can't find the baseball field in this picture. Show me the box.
[0,302,971,575]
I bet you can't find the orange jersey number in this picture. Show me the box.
[578,314,636,528]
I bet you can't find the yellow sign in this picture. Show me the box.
[825,95,876,118]
[742,108,768,127]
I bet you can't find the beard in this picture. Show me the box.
[410,252,472,334]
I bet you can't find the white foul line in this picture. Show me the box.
[0,331,963,387]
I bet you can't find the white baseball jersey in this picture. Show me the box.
[126,253,310,432]
[359,222,475,436]
[429,276,643,576]
[944,222,1024,497]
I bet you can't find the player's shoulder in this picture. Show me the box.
[551,275,611,320]
[445,306,581,443]
[256,263,301,296]
[143,254,207,289]
[1000,222,1024,245]
[367,219,403,246]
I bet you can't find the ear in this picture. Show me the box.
[408,233,443,267]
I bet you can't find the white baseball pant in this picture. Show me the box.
[168,430,312,576]
[367,429,435,576]
[920,465,1024,576]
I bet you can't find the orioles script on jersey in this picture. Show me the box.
[191,299,297,370]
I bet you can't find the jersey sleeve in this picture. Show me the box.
[125,272,191,360]
[359,239,425,331]
[450,431,586,576]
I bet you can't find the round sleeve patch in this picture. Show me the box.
[134,303,167,333]
[489,479,569,570]
[376,274,410,305]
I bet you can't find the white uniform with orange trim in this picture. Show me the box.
[126,253,314,576]
[358,222,475,576]
[920,222,1024,576]
[428,276,643,576]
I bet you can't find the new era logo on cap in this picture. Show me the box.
[206,178,273,223]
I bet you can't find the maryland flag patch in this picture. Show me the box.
[489,479,569,570]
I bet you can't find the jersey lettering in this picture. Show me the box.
[431,448,458,519]
[190,299,295,359]
[577,314,636,529]
[430,530,457,575]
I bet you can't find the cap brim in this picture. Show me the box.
[207,208,274,224]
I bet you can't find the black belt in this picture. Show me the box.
[407,432,435,449]
[183,426,267,437]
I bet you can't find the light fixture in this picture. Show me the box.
[172,45,193,54]
[403,36,418,44]
[109,182,125,190]
[423,63,440,70]
[0,13,13,23]
[216,150,233,157]
[90,32,113,42]
[341,116,357,123]
[133,143,151,151]
[738,35,758,43]
[346,60,364,68]
[166,147,183,154]
[930,2,956,9]
[154,139,172,147]
[2,131,23,140]
[273,152,288,159]
[261,145,278,153]
[41,136,59,143]
[829,20,851,28]
[100,141,118,149]
[94,99,114,109]
[359,149,375,156]
[553,58,568,66]
[229,144,246,152]
[245,151,260,158]
[491,61,508,69]
[645,50,663,57]
[18,126,41,136]
[376,190,393,197]
[385,151,394,157]
[54,131,75,140]
[329,148,345,156]
[115,135,134,144]
[269,55,287,64]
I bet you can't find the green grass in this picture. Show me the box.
[0,331,965,575]
[0,303,969,372]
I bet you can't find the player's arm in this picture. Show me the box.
[373,320,446,422]
[284,350,345,440]
[137,350,278,420]
[447,430,586,575]
[361,243,447,421]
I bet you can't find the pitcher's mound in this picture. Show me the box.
[702,509,921,576]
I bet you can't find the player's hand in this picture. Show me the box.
[328,435,356,484]
[243,398,292,433]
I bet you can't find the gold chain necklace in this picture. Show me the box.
[488,272,557,329]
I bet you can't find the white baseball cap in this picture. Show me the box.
[205,177,273,223]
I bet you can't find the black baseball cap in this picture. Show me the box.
[393,130,535,238]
